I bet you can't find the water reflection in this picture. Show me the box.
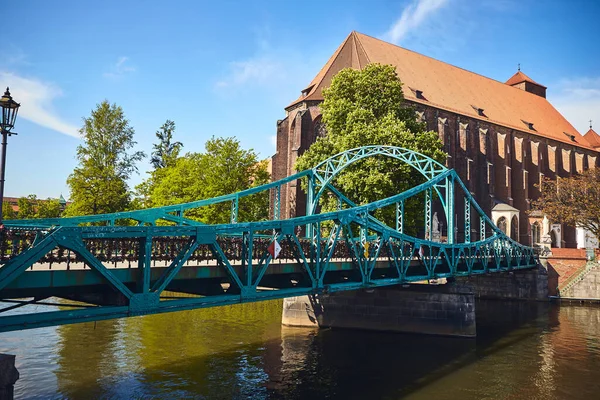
[2,300,600,399]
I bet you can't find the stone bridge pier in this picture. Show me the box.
[0,354,19,400]
[282,266,548,337]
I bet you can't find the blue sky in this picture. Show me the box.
[2,0,599,199]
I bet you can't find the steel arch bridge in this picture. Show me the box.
[0,146,537,332]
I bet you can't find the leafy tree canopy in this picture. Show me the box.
[295,64,445,234]
[532,168,600,241]
[36,198,62,219]
[6,195,62,220]
[17,195,37,219]
[2,202,16,221]
[144,136,270,224]
[65,100,145,216]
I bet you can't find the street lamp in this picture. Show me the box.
[0,88,20,224]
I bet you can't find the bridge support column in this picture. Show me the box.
[0,354,18,400]
[282,284,476,337]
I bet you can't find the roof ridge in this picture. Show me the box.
[353,31,371,66]
[289,31,368,107]
[353,31,550,95]
[306,32,354,92]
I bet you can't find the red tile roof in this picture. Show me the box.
[505,70,546,88]
[584,128,600,148]
[289,31,592,150]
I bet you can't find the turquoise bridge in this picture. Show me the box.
[0,146,537,332]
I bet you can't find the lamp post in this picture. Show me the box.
[0,88,20,225]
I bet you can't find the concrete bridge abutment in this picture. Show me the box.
[282,266,549,338]
[282,284,477,337]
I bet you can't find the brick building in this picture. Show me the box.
[3,195,68,215]
[272,31,600,248]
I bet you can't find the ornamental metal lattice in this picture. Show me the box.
[0,146,537,332]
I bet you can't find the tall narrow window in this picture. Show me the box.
[532,222,541,245]
[497,217,507,234]
[511,215,519,240]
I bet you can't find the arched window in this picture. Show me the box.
[511,215,519,240]
[313,116,326,139]
[497,217,507,233]
[531,222,541,245]
[290,119,297,147]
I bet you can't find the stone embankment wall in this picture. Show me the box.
[544,248,588,296]
[561,265,600,299]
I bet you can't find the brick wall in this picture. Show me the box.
[272,98,599,246]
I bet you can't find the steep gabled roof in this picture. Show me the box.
[288,31,592,150]
[505,70,547,88]
[289,31,370,105]
[584,128,600,148]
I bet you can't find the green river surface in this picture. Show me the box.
[2,300,600,399]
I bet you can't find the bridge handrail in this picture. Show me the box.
[5,169,313,227]
[3,145,532,254]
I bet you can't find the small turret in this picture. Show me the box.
[505,69,547,98]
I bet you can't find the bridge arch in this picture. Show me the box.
[307,145,449,216]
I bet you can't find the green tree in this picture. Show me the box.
[150,120,183,169]
[37,198,62,219]
[295,64,445,234]
[2,202,17,221]
[148,137,270,224]
[532,169,600,242]
[17,195,37,219]
[65,101,145,217]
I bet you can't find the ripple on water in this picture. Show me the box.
[2,301,600,399]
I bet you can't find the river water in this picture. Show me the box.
[2,300,600,399]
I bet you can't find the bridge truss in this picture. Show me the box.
[0,146,537,332]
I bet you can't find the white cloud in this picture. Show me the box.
[4,45,30,67]
[103,56,136,79]
[550,77,600,135]
[384,0,450,44]
[0,72,79,138]
[215,56,284,89]
[270,134,277,148]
